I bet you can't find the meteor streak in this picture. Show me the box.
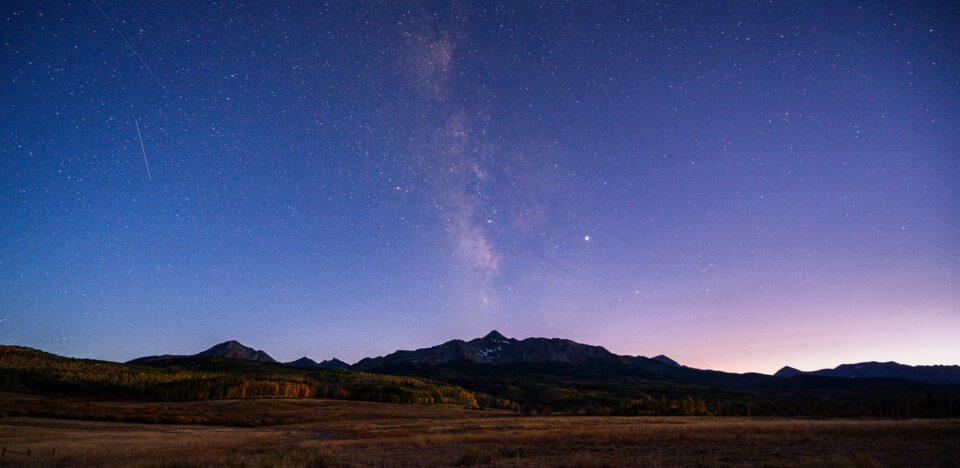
[134,118,152,180]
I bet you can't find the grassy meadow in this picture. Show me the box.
[1,393,958,467]
[2,345,959,466]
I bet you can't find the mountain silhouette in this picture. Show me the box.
[286,356,350,369]
[128,340,275,364]
[353,330,618,371]
[126,333,960,387]
[776,362,960,385]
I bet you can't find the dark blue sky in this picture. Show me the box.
[1,1,957,372]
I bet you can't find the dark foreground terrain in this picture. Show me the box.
[1,393,958,467]
[2,343,959,465]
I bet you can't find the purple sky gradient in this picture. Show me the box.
[1,1,957,373]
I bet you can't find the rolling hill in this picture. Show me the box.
[0,345,507,413]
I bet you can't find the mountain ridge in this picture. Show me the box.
[352,330,617,371]
[286,356,350,369]
[128,340,276,365]
[125,332,960,386]
[775,361,960,385]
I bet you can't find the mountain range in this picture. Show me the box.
[353,330,618,370]
[286,356,350,369]
[128,340,347,369]
[3,330,953,418]
[128,331,960,386]
[775,362,960,385]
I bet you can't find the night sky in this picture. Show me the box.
[1,1,958,373]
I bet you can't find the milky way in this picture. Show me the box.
[0,1,957,373]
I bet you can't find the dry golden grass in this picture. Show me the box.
[1,393,958,467]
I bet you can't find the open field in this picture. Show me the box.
[1,394,959,467]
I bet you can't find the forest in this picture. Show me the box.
[2,345,959,425]
[0,346,509,412]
